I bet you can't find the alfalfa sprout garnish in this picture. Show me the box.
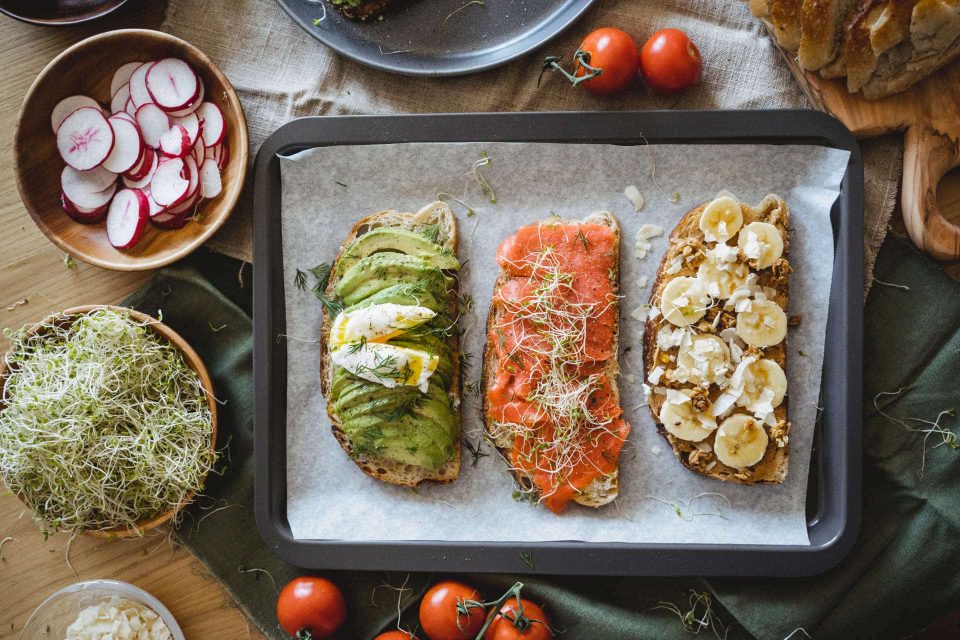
[0,308,215,535]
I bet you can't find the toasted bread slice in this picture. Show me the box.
[482,212,626,510]
[643,195,791,484]
[798,0,860,69]
[320,202,461,486]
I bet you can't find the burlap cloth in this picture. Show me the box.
[163,0,902,294]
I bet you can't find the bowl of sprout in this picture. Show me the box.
[0,305,217,538]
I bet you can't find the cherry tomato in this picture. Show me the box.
[572,28,640,95]
[419,581,486,640]
[483,597,552,640]
[374,632,419,640]
[277,576,347,639]
[639,29,702,94]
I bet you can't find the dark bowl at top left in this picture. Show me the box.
[0,0,129,26]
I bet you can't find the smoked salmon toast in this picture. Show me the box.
[482,213,631,513]
[643,193,792,484]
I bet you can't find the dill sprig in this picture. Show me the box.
[304,262,344,316]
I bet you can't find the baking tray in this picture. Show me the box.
[274,0,594,76]
[253,111,863,576]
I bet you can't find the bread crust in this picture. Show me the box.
[481,213,624,508]
[642,195,791,485]
[321,202,461,487]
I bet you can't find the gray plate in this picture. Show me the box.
[274,0,595,76]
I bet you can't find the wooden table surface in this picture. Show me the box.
[0,4,265,639]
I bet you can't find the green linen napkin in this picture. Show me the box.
[123,235,960,640]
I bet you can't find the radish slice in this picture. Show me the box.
[111,61,143,96]
[106,189,149,249]
[172,112,201,147]
[166,82,205,118]
[57,107,115,170]
[129,62,154,108]
[145,190,166,218]
[195,102,225,147]
[125,97,137,117]
[61,165,117,209]
[191,134,206,167]
[150,158,190,207]
[124,146,156,180]
[159,124,191,158]
[123,150,158,189]
[135,103,170,148]
[167,188,201,215]
[61,192,109,224]
[146,59,200,112]
[199,158,222,199]
[110,83,131,115]
[102,115,144,173]
[151,210,191,230]
[112,111,137,125]
[183,154,200,199]
[217,141,229,170]
[51,95,101,133]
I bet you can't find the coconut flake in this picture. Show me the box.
[631,305,649,321]
[624,185,645,211]
[637,224,664,241]
[648,366,665,384]
[637,276,649,288]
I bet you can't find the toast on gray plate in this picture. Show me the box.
[320,201,462,486]
[643,194,792,484]
[482,212,631,513]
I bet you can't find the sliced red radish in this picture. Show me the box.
[111,61,143,96]
[61,192,109,224]
[172,112,201,147]
[102,116,144,173]
[199,158,222,199]
[123,152,158,189]
[112,111,137,125]
[61,165,117,210]
[191,134,206,167]
[159,124,191,158]
[150,158,190,207]
[167,188,202,215]
[106,189,149,249]
[195,102,225,147]
[145,190,166,218]
[124,146,156,180]
[183,154,200,199]
[125,97,137,117]
[167,81,205,118]
[217,141,229,170]
[51,95,101,133]
[128,62,155,108]
[150,210,191,230]
[146,59,200,112]
[135,103,170,148]
[110,83,131,115]
[56,107,114,170]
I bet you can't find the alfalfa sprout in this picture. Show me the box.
[0,308,215,536]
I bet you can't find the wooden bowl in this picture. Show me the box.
[14,29,249,271]
[0,305,218,538]
[0,0,130,25]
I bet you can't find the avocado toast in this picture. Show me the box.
[643,194,792,484]
[321,202,462,486]
[482,212,631,513]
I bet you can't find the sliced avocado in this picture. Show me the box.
[336,385,418,416]
[368,436,448,471]
[414,388,456,437]
[335,254,452,305]
[343,279,449,315]
[338,228,460,273]
[342,411,453,470]
[387,337,452,388]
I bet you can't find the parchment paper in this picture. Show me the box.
[279,142,849,546]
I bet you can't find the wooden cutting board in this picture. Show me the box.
[774,40,960,261]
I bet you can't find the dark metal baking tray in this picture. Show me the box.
[253,111,863,576]
[274,0,594,76]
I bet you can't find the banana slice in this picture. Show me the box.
[697,254,750,299]
[714,414,769,468]
[674,335,731,385]
[737,222,784,269]
[735,299,787,347]
[699,196,744,243]
[731,357,787,414]
[658,390,717,442]
[659,276,710,327]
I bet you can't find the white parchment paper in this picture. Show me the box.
[279,142,849,546]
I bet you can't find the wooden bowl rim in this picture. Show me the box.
[13,28,249,272]
[0,304,219,538]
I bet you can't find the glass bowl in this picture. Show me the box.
[20,580,184,640]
